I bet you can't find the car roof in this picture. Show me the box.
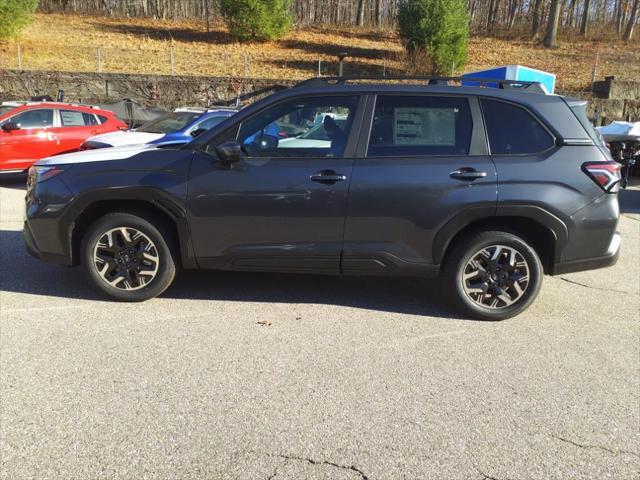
[1,101,115,112]
[191,76,585,148]
[174,107,238,114]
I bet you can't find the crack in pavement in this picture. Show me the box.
[251,451,369,479]
[476,467,516,480]
[477,470,501,480]
[621,213,639,222]
[267,459,288,480]
[551,435,640,459]
[559,277,639,296]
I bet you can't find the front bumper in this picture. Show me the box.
[551,232,621,275]
[24,220,72,266]
[23,174,76,266]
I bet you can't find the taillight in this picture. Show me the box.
[582,162,621,193]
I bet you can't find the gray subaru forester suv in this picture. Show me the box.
[24,76,621,320]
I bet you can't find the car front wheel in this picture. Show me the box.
[81,212,176,301]
[443,230,543,321]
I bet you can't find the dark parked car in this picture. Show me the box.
[24,76,621,320]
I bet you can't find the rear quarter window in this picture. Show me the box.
[481,99,555,155]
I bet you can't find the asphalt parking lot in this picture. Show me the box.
[1,180,638,480]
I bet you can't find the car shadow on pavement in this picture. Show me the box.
[0,178,27,190]
[0,229,463,319]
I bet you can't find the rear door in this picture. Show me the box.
[54,108,102,153]
[342,94,497,274]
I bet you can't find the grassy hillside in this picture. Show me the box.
[1,13,639,92]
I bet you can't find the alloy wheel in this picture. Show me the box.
[461,245,530,309]
[93,227,160,291]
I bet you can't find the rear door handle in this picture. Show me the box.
[450,168,487,181]
[310,169,347,184]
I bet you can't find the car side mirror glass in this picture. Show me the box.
[191,128,207,138]
[215,140,242,165]
[2,122,20,132]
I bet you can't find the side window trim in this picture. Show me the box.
[479,97,557,156]
[235,94,364,160]
[363,93,477,158]
[468,97,489,156]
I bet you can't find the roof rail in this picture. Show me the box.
[295,75,547,93]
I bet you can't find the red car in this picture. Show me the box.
[0,102,127,174]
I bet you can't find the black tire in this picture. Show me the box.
[443,230,543,321]
[80,212,177,301]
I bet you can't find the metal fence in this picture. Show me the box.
[1,42,638,93]
[0,43,392,79]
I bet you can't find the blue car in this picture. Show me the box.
[81,107,238,149]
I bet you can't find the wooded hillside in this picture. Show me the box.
[2,13,638,92]
[37,0,639,41]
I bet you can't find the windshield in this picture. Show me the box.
[0,105,17,116]
[136,112,201,134]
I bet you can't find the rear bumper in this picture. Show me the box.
[551,232,620,275]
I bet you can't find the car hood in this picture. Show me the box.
[37,144,165,166]
[85,130,165,146]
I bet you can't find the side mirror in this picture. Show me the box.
[191,128,207,138]
[2,122,20,132]
[215,140,242,165]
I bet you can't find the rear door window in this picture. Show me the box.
[481,99,554,155]
[60,110,98,127]
[367,95,473,157]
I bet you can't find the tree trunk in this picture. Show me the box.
[356,0,365,26]
[543,0,561,47]
[376,0,383,25]
[623,0,639,40]
[531,0,544,38]
[580,0,591,35]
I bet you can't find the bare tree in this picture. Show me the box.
[531,0,544,39]
[623,0,639,40]
[580,0,591,34]
[543,0,562,46]
[356,0,366,26]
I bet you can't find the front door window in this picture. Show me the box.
[237,96,358,158]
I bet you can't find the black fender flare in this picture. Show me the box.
[432,204,569,265]
[59,187,197,268]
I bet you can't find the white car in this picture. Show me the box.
[81,107,237,150]
[278,116,347,149]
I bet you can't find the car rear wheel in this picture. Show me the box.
[81,212,176,301]
[443,230,543,321]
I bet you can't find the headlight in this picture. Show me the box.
[27,166,65,188]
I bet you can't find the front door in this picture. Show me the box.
[188,95,362,273]
[0,108,57,171]
[342,94,498,275]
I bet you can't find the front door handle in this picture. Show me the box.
[310,169,347,184]
[450,168,487,181]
